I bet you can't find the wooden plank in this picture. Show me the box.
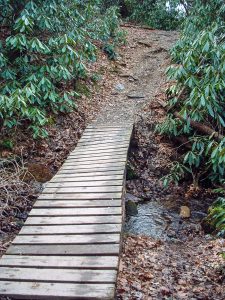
[44,180,123,188]
[25,215,122,225]
[13,234,120,245]
[34,200,121,208]
[73,143,129,152]
[85,127,132,134]
[68,149,128,158]
[6,244,120,256]
[87,123,132,126]
[42,186,123,194]
[60,162,125,170]
[79,135,130,142]
[65,155,127,165]
[77,139,130,147]
[60,165,125,172]
[79,134,130,141]
[20,224,122,235]
[64,158,126,166]
[65,155,127,163]
[68,153,127,161]
[87,124,132,128]
[85,127,130,132]
[82,129,130,134]
[74,143,129,152]
[80,135,131,141]
[0,281,115,299]
[49,174,124,183]
[38,193,122,200]
[58,166,125,174]
[29,207,122,216]
[52,171,124,179]
[0,267,117,283]
[0,255,119,269]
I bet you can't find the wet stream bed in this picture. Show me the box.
[124,195,207,242]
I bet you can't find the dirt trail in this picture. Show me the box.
[92,28,178,124]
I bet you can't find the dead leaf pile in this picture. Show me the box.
[117,235,225,299]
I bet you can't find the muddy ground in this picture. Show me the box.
[0,26,224,299]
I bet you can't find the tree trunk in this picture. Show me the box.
[158,99,224,142]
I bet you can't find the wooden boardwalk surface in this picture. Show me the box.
[0,124,133,299]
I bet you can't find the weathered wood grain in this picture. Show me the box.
[34,199,121,208]
[38,192,122,200]
[49,174,124,182]
[0,267,117,283]
[68,149,127,158]
[79,135,130,142]
[0,281,115,299]
[44,180,123,188]
[13,234,120,245]
[0,255,119,269]
[25,215,122,225]
[65,156,127,164]
[6,244,120,256]
[60,161,126,170]
[57,166,125,174]
[64,158,126,166]
[72,145,129,154]
[52,171,125,179]
[20,224,122,235]
[75,142,129,151]
[78,138,130,146]
[42,186,123,194]
[29,207,122,216]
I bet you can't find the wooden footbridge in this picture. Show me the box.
[0,124,133,299]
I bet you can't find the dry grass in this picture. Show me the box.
[0,158,39,255]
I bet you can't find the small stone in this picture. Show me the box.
[115,83,125,92]
[126,200,138,216]
[180,206,191,218]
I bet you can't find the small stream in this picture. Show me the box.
[125,199,205,241]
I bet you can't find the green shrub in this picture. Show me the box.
[124,0,183,30]
[0,0,123,138]
[206,197,225,237]
[157,0,225,186]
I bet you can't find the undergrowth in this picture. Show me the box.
[0,1,124,138]
[156,0,225,235]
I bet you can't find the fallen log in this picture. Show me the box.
[158,99,224,142]
[174,112,224,142]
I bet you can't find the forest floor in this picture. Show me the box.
[0,26,224,299]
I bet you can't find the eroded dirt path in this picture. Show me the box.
[93,28,178,124]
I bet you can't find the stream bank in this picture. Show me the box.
[116,116,225,299]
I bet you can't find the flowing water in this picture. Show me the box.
[125,200,205,241]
